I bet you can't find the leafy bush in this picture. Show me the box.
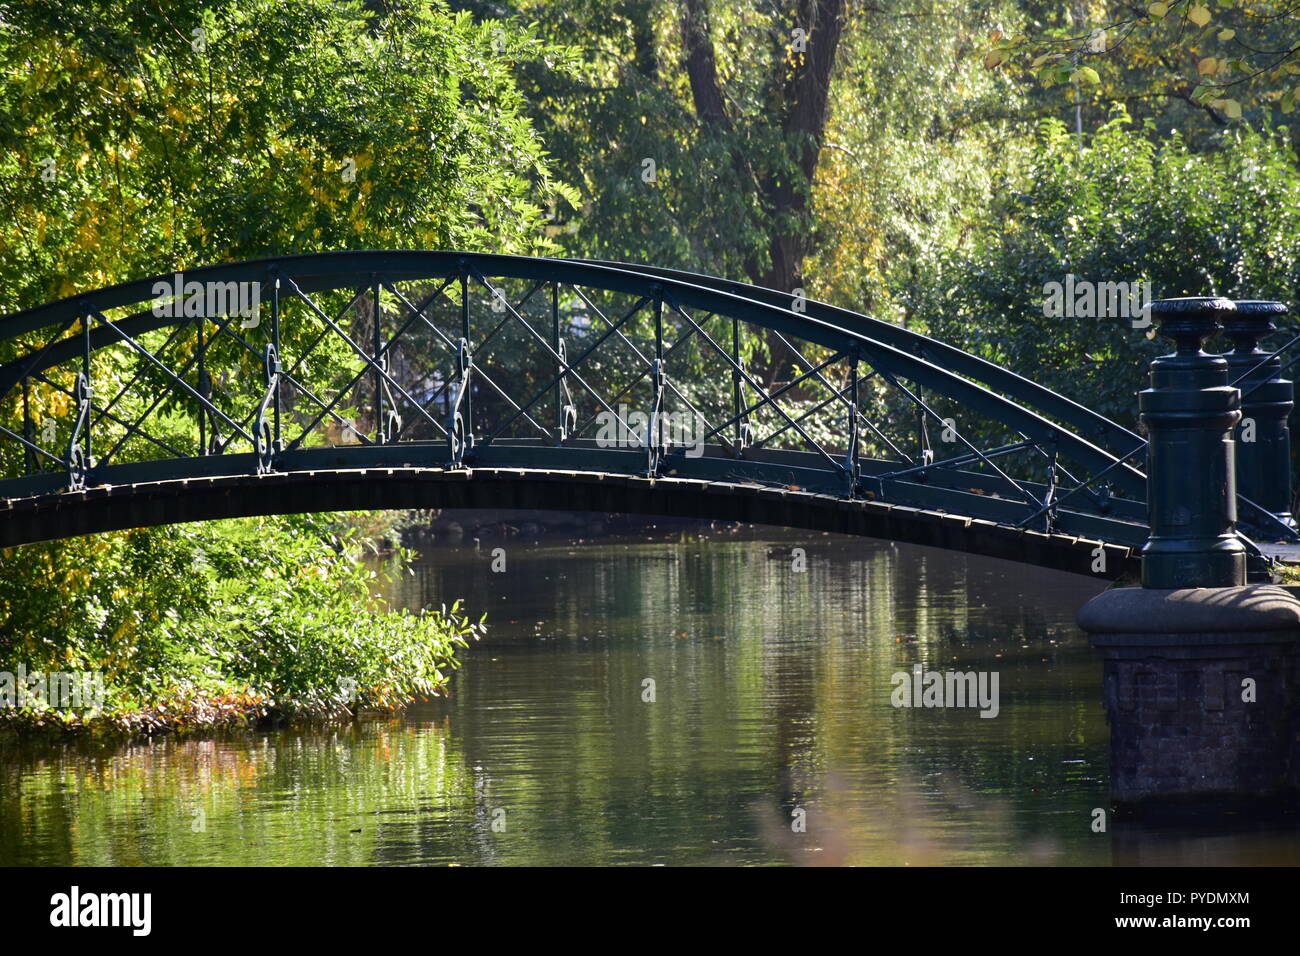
[0,514,483,734]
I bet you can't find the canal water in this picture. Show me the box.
[3,526,1298,866]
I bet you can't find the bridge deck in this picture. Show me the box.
[1258,542,1300,565]
[0,465,1138,579]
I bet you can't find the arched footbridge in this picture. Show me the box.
[0,252,1286,578]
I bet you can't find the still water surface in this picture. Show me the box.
[3,527,1298,865]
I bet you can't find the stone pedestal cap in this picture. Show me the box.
[1079,585,1300,646]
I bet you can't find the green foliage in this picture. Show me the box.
[0,0,579,473]
[489,0,802,279]
[991,2,1300,144]
[0,514,484,731]
[805,0,1028,318]
[0,0,577,734]
[0,0,570,313]
[907,107,1300,428]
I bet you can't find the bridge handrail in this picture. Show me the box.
[0,250,1149,506]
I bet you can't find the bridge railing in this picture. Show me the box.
[0,252,1161,550]
[593,265,1300,552]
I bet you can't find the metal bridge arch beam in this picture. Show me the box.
[0,250,1180,568]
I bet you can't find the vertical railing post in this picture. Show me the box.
[1225,299,1295,537]
[196,315,208,455]
[731,316,747,454]
[1139,297,1245,588]
[845,352,860,497]
[62,309,95,490]
[372,276,385,443]
[82,310,92,470]
[552,281,563,441]
[271,274,281,452]
[647,289,666,476]
[21,376,35,474]
[458,262,473,453]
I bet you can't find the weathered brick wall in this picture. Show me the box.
[1100,642,1300,802]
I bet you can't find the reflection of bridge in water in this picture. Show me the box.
[0,252,1293,578]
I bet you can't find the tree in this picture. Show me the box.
[907,108,1300,430]
[804,0,1029,321]
[680,0,845,300]
[986,0,1300,136]
[0,0,570,314]
[0,0,577,462]
[458,0,850,384]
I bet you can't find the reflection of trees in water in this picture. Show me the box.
[0,720,479,866]
[390,531,1115,864]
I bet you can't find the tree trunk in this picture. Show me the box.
[681,0,846,388]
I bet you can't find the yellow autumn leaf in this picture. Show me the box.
[1198,57,1218,76]
[1218,28,1235,41]
[1148,2,1168,17]
[1212,98,1242,119]
[1189,5,1212,27]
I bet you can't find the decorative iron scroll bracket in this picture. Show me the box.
[736,420,754,454]
[255,344,281,475]
[198,367,220,456]
[448,338,474,467]
[375,353,403,444]
[67,372,91,491]
[381,406,403,445]
[730,315,752,458]
[1043,444,1059,533]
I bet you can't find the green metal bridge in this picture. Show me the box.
[0,252,1290,577]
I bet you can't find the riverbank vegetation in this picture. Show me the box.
[0,513,484,737]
